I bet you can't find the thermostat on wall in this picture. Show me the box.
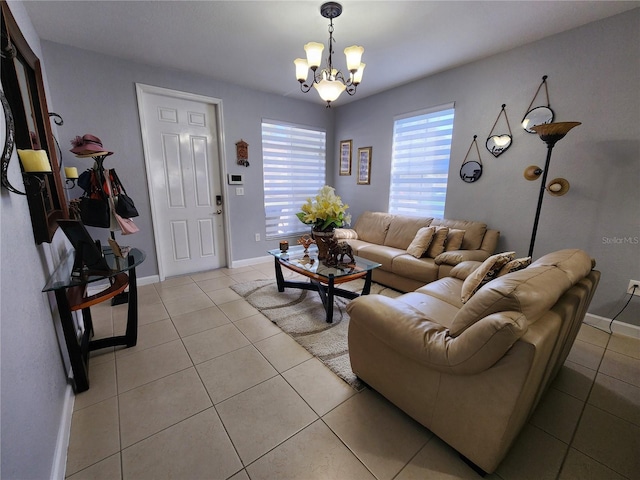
[228,174,244,185]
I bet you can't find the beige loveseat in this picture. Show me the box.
[335,211,500,292]
[346,249,600,474]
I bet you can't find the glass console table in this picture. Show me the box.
[43,247,145,393]
[268,245,381,323]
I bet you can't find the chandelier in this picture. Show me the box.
[294,2,365,107]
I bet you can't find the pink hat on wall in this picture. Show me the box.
[70,134,113,157]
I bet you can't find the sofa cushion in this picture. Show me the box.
[450,249,593,336]
[445,229,465,251]
[432,219,487,250]
[356,244,406,270]
[426,226,449,258]
[394,292,461,330]
[497,256,532,277]
[461,252,516,303]
[391,254,440,284]
[407,226,436,258]
[384,216,434,250]
[353,211,393,245]
[415,277,464,309]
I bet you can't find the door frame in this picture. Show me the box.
[135,83,231,281]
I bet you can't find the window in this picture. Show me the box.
[388,103,455,218]
[262,120,326,238]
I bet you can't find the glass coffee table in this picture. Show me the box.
[268,245,381,323]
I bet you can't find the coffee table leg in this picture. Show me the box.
[326,274,335,323]
[274,258,285,292]
[362,270,373,295]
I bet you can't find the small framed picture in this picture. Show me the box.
[357,147,372,185]
[339,139,352,176]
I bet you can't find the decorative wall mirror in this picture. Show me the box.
[522,75,554,133]
[1,1,68,243]
[486,103,512,157]
[460,135,483,183]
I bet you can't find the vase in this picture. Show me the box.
[312,228,335,260]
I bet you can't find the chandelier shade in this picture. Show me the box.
[314,78,346,102]
[294,2,365,107]
[304,42,324,69]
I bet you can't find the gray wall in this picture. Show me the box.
[39,41,334,278]
[1,8,637,479]
[332,9,640,326]
[1,2,72,478]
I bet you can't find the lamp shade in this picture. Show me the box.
[304,42,324,69]
[531,122,581,146]
[344,45,364,72]
[17,149,52,172]
[314,78,346,102]
[64,166,79,179]
[294,58,309,81]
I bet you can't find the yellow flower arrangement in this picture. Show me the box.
[296,185,351,231]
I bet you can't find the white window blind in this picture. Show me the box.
[262,120,326,239]
[389,104,455,218]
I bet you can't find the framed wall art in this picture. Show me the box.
[339,139,352,175]
[356,146,372,185]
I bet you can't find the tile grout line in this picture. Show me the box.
[556,331,614,479]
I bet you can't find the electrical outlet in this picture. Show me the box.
[627,280,640,296]
[255,233,260,242]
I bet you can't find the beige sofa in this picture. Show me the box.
[346,249,600,474]
[335,211,500,292]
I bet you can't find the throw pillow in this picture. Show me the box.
[426,226,450,258]
[497,256,532,277]
[445,229,465,251]
[406,226,436,258]
[461,252,516,303]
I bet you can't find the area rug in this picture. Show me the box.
[230,279,401,390]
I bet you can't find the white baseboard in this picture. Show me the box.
[86,274,159,296]
[137,274,160,286]
[51,384,74,480]
[584,313,640,339]
[230,255,272,269]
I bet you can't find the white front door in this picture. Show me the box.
[137,85,227,279]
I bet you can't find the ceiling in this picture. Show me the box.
[21,0,639,107]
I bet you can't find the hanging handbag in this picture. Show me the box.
[105,170,139,235]
[79,169,110,227]
[110,169,139,218]
[77,169,92,192]
[115,212,139,235]
[79,196,110,228]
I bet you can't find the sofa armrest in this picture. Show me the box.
[334,228,358,240]
[434,249,492,266]
[347,295,527,375]
[449,260,482,280]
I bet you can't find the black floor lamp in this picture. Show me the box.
[526,122,581,257]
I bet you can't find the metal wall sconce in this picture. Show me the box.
[525,121,581,257]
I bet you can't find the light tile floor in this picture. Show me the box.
[66,262,640,479]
